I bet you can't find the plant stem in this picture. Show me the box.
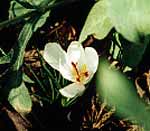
[26,64,47,93]
[0,11,35,29]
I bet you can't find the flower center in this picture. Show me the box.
[71,62,89,83]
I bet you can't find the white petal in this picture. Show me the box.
[84,47,99,82]
[43,42,66,71]
[43,42,75,82]
[67,41,85,65]
[59,64,75,82]
[59,83,85,98]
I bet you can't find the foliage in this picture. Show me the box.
[79,0,150,129]
[96,58,150,130]
[80,0,150,68]
[79,0,113,42]
[0,0,72,113]
[106,0,150,44]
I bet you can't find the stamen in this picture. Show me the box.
[71,62,80,79]
[71,62,89,83]
[76,77,80,82]
[84,72,89,77]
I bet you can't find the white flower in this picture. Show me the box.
[43,41,99,98]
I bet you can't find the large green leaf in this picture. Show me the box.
[79,0,113,42]
[8,81,32,114]
[106,0,150,43]
[121,39,148,67]
[96,58,150,129]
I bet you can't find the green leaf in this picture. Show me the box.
[109,33,122,60]
[79,0,113,42]
[8,81,32,114]
[33,10,50,32]
[9,0,55,32]
[3,0,58,114]
[23,73,34,83]
[14,0,49,8]
[11,9,52,70]
[9,0,34,20]
[122,40,148,67]
[14,0,35,9]
[31,0,57,31]
[96,58,150,129]
[5,19,36,113]
[6,7,51,113]
[11,20,35,71]
[19,0,44,6]
[106,0,150,43]
[6,10,51,112]
[61,96,78,107]
[110,33,149,68]
[0,50,14,64]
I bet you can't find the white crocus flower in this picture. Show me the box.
[43,41,99,98]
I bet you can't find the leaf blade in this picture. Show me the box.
[79,0,113,42]
[8,82,32,114]
[106,0,150,43]
[96,58,150,129]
